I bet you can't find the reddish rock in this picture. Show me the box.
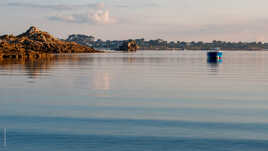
[0,26,101,59]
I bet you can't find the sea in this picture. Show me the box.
[0,50,268,151]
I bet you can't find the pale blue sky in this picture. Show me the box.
[1,0,268,42]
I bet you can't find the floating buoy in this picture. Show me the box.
[207,48,223,62]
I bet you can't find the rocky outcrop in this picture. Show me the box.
[117,40,139,52]
[0,26,101,59]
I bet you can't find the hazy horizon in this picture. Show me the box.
[1,0,268,42]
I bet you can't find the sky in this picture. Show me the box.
[1,0,268,42]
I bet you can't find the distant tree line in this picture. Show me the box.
[66,34,268,50]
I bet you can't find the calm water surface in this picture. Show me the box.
[0,51,268,151]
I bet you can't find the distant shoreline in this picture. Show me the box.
[137,49,268,51]
[138,49,268,51]
[97,48,268,51]
[66,35,268,51]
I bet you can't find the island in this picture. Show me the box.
[0,26,101,59]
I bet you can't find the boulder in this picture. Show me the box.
[117,40,139,52]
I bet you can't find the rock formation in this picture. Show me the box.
[0,26,100,59]
[117,40,139,52]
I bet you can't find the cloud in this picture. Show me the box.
[7,2,104,10]
[143,2,159,7]
[7,2,116,25]
[149,19,268,42]
[49,11,116,25]
[49,4,116,25]
[114,2,158,8]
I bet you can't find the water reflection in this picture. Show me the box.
[123,56,137,63]
[207,58,222,73]
[0,55,94,79]
[93,72,111,90]
[1,51,268,124]
[0,56,54,79]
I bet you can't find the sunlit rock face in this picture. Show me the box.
[0,26,101,59]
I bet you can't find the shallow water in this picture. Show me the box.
[0,50,268,151]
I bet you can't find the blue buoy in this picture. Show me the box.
[207,48,223,62]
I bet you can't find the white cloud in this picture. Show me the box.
[50,10,116,25]
[48,3,116,25]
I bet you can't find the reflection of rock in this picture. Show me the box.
[0,55,55,79]
[0,26,101,59]
[116,40,139,52]
[0,55,93,79]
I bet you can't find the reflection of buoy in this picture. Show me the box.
[3,128,6,147]
[207,58,222,64]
